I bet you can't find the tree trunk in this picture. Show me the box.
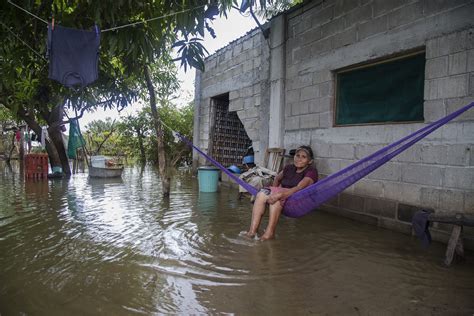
[144,65,170,196]
[136,129,146,163]
[16,107,63,171]
[47,104,71,175]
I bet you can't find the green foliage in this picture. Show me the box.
[86,101,193,167]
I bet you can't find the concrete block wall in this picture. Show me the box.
[284,0,474,243]
[195,0,473,246]
[194,29,270,165]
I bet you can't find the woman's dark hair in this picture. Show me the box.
[296,145,314,159]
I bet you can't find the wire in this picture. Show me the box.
[8,0,208,33]
[7,0,48,25]
[0,21,47,61]
[101,4,207,32]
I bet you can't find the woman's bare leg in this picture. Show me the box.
[260,202,283,240]
[246,192,268,237]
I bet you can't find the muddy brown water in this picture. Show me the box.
[0,162,473,315]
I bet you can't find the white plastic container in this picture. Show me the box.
[91,156,106,168]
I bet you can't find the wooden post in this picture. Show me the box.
[444,225,464,266]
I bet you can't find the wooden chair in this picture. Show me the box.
[263,148,285,173]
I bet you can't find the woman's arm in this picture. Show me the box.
[272,170,284,187]
[267,176,314,204]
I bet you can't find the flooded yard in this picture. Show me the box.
[0,162,473,315]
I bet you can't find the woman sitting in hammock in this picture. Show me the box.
[244,145,318,240]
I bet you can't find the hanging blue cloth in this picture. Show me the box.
[47,24,100,88]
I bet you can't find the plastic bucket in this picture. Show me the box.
[197,166,220,192]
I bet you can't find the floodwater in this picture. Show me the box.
[0,162,473,315]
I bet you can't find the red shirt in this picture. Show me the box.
[280,164,318,188]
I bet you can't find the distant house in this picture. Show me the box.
[193,0,474,245]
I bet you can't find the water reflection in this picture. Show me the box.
[0,161,473,314]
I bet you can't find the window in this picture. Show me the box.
[335,51,425,126]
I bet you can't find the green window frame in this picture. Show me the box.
[335,51,425,126]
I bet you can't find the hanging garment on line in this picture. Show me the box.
[41,126,49,148]
[47,24,100,88]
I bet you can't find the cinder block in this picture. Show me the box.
[331,143,355,159]
[287,73,313,90]
[425,56,448,79]
[243,97,256,109]
[229,90,240,100]
[402,164,444,186]
[420,187,440,209]
[424,99,446,123]
[420,144,447,164]
[387,2,423,30]
[368,162,401,181]
[446,144,471,166]
[241,86,253,98]
[439,75,469,98]
[300,86,319,101]
[357,15,387,40]
[319,111,332,128]
[355,144,383,159]
[344,4,372,27]
[229,99,244,111]
[334,0,359,17]
[395,144,422,163]
[468,49,474,72]
[384,182,421,204]
[300,113,320,129]
[439,189,464,212]
[373,0,406,17]
[340,193,365,212]
[312,70,332,84]
[313,141,331,157]
[319,81,333,97]
[233,43,243,56]
[448,51,467,75]
[353,179,385,197]
[321,18,344,39]
[310,5,334,27]
[284,116,300,131]
[310,37,333,56]
[470,73,474,97]
[423,0,472,19]
[365,197,397,218]
[333,26,357,48]
[292,101,309,115]
[242,38,253,51]
[244,107,259,119]
[465,192,474,213]
[424,79,439,100]
[438,31,468,56]
[444,166,474,189]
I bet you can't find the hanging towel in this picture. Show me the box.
[41,126,49,148]
[67,119,86,159]
[412,210,432,248]
[47,24,100,88]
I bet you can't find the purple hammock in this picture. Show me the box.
[177,102,473,218]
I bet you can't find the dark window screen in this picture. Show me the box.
[336,52,425,125]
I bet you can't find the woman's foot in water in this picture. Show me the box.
[239,231,258,239]
[260,231,275,241]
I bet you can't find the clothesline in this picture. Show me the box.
[7,0,207,32]
[0,20,46,61]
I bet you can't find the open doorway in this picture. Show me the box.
[209,93,252,167]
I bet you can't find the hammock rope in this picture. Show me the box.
[173,102,473,217]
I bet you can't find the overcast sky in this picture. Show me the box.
[78,9,261,128]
